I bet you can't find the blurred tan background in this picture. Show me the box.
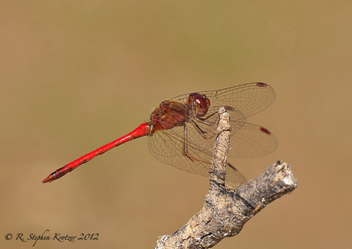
[1,1,351,249]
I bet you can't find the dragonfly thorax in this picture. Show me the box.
[149,100,189,133]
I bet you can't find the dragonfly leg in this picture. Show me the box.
[196,112,218,124]
[195,106,234,124]
[193,111,222,137]
[181,122,244,182]
[190,120,217,140]
[181,124,211,165]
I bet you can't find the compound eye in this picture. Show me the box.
[192,93,210,116]
[194,95,206,107]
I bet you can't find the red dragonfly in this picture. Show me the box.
[42,82,276,184]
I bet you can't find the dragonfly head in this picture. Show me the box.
[188,93,211,117]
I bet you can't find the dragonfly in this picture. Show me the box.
[42,82,276,184]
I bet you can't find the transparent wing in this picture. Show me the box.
[229,123,277,157]
[171,82,275,119]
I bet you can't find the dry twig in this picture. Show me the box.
[155,107,297,249]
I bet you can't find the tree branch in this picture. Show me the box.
[155,107,297,249]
